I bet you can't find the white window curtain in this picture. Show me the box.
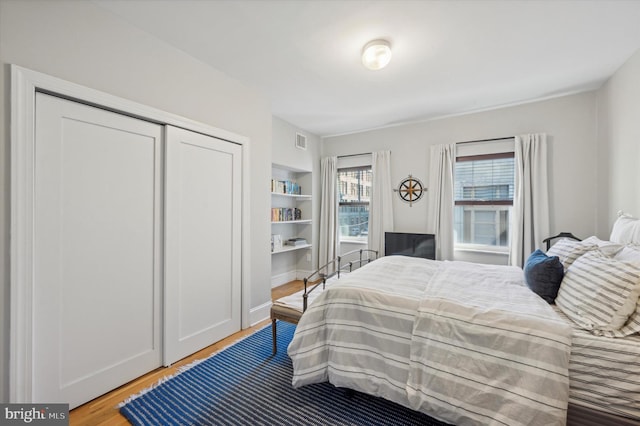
[318,156,339,268]
[427,143,456,260]
[509,133,550,267]
[368,151,394,257]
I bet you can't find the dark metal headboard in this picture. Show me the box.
[542,232,581,251]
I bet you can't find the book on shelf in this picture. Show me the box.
[271,207,302,222]
[271,179,302,195]
[285,238,308,246]
[271,234,282,252]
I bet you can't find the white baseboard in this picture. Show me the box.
[270,270,297,288]
[248,300,272,327]
[296,269,313,280]
[271,269,316,288]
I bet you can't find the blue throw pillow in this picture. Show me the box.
[524,249,565,304]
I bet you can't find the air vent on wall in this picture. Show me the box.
[295,133,307,150]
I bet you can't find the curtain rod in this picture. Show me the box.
[337,152,372,158]
[455,136,514,145]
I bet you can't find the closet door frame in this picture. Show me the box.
[9,65,252,403]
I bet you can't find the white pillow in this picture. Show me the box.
[610,215,640,245]
[614,245,640,263]
[546,238,597,270]
[581,236,624,257]
[556,250,640,335]
[607,299,640,338]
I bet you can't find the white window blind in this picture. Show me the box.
[454,151,515,248]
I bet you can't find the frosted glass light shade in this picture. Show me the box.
[362,39,392,70]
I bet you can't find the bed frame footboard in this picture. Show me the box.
[270,249,378,355]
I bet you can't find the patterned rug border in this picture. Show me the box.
[117,322,272,408]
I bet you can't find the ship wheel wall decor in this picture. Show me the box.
[394,175,425,206]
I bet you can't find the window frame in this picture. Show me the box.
[454,151,515,253]
[337,165,372,243]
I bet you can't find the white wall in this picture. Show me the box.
[271,117,321,283]
[0,0,272,402]
[322,92,599,264]
[596,48,640,236]
[273,117,319,173]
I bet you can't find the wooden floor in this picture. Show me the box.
[68,280,304,426]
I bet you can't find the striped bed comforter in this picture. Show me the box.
[288,256,573,426]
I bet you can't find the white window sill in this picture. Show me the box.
[340,239,368,245]
[454,245,509,256]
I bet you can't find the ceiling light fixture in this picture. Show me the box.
[361,39,392,70]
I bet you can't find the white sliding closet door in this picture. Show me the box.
[164,126,242,365]
[33,93,163,408]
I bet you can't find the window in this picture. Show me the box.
[454,152,515,249]
[338,166,372,242]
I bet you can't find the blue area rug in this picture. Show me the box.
[120,321,450,425]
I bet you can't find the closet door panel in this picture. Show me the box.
[33,93,163,408]
[165,126,242,365]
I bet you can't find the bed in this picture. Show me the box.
[287,215,640,426]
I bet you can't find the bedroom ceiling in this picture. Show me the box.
[94,0,640,137]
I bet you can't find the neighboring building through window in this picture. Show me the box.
[454,152,515,250]
[338,166,372,242]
